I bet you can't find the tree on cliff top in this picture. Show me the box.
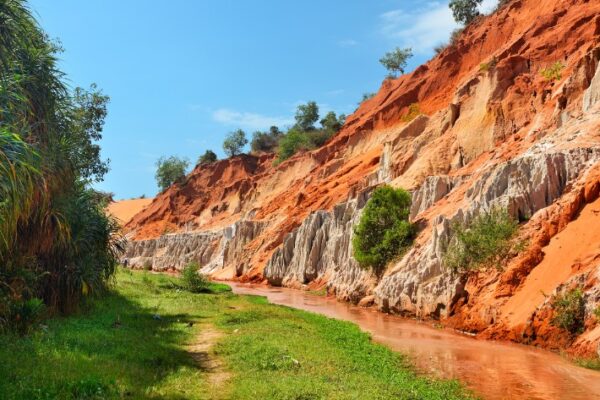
[155,156,189,191]
[223,129,248,157]
[198,149,217,165]
[379,47,413,78]
[294,101,319,131]
[449,0,483,25]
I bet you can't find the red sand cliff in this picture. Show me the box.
[124,0,600,356]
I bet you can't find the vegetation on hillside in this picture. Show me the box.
[275,102,346,163]
[402,103,422,122]
[155,155,190,191]
[551,287,586,335]
[540,62,565,81]
[250,126,283,154]
[449,0,483,25]
[180,262,210,293]
[223,129,248,157]
[0,269,473,399]
[0,0,122,331]
[353,186,415,275]
[197,149,218,165]
[443,208,521,273]
[380,47,413,78]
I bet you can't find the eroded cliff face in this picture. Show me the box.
[123,0,600,356]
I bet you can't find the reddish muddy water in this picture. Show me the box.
[228,282,600,400]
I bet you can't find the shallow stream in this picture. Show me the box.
[228,282,600,400]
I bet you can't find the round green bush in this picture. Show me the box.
[352,186,414,275]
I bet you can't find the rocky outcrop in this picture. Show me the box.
[376,146,600,318]
[123,230,226,272]
[123,219,266,275]
[264,191,376,302]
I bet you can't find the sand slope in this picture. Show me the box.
[107,198,153,225]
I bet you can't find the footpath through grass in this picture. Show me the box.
[0,269,474,399]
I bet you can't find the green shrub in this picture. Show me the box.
[594,305,600,320]
[181,262,209,293]
[276,128,313,163]
[443,208,520,272]
[1,297,45,335]
[577,357,600,371]
[251,126,283,153]
[540,62,565,81]
[551,287,586,334]
[401,103,421,123]
[352,186,415,275]
[197,149,217,165]
[479,57,497,73]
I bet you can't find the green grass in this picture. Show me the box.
[0,269,473,399]
[576,357,600,371]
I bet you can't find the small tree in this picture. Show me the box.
[360,92,376,104]
[352,186,414,275]
[155,156,189,191]
[294,101,319,131]
[449,0,482,25]
[198,149,217,165]
[320,111,346,133]
[222,129,248,157]
[379,48,413,78]
[251,126,283,153]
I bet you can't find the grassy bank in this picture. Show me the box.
[0,269,473,399]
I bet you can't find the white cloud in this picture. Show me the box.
[480,0,500,14]
[380,2,457,54]
[379,0,499,54]
[338,39,359,47]
[212,108,294,130]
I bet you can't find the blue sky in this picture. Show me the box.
[30,0,497,199]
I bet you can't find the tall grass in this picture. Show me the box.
[0,0,121,331]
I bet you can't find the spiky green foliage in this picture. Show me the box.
[352,186,415,275]
[0,0,121,330]
[443,208,520,272]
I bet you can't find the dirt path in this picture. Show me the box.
[188,325,231,388]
